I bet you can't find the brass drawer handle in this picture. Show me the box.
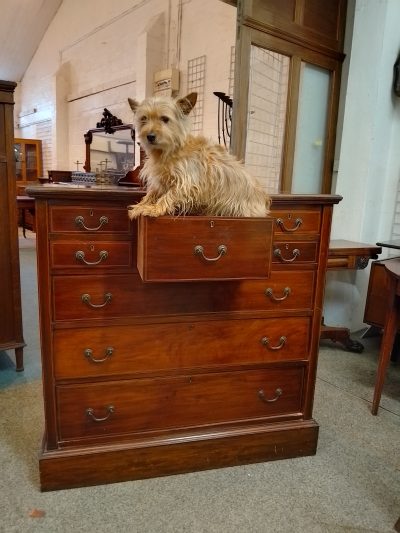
[261,336,287,350]
[75,215,108,231]
[258,388,283,403]
[86,405,115,422]
[84,347,114,363]
[276,217,302,232]
[265,287,291,301]
[274,248,300,263]
[194,244,227,262]
[81,292,112,308]
[75,250,108,265]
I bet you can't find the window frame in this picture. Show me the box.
[231,1,346,194]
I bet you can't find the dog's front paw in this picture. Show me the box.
[127,204,145,219]
[127,203,166,219]
[137,204,165,217]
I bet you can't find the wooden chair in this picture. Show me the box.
[371,258,400,415]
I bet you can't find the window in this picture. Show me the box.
[231,0,347,194]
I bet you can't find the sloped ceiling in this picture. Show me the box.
[0,0,62,82]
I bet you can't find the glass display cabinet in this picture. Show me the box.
[14,138,43,184]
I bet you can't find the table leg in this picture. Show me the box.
[15,346,24,372]
[21,208,26,238]
[320,322,364,353]
[371,276,399,415]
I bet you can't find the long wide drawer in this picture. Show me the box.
[52,271,315,321]
[53,317,311,379]
[56,366,305,441]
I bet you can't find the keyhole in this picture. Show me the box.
[90,209,94,217]
[90,244,95,252]
[287,213,292,220]
[210,220,214,228]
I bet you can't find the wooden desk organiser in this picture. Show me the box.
[27,184,340,491]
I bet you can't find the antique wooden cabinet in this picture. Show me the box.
[27,183,340,491]
[0,81,25,371]
[14,138,43,183]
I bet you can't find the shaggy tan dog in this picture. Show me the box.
[127,92,270,219]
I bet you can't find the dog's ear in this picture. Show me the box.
[177,92,197,115]
[128,97,139,113]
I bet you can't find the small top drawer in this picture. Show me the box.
[272,209,321,235]
[137,216,274,282]
[50,241,133,269]
[49,206,132,234]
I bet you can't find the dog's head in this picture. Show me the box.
[128,93,197,156]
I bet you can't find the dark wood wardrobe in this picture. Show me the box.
[0,80,25,371]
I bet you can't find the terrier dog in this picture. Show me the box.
[127,92,270,219]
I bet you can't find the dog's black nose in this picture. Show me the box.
[147,133,156,144]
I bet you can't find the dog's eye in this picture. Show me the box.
[161,116,170,123]
[140,116,147,123]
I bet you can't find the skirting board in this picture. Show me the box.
[39,419,319,491]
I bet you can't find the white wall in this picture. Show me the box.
[15,0,236,175]
[325,0,400,332]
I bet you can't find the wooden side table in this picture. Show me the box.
[17,195,35,237]
[370,257,400,414]
[320,239,382,352]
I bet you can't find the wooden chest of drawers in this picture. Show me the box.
[27,184,340,491]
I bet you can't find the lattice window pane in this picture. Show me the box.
[229,45,235,98]
[187,55,206,134]
[244,46,289,194]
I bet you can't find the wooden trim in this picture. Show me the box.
[321,64,343,193]
[35,199,59,448]
[231,25,251,159]
[240,0,347,59]
[0,81,17,104]
[40,420,318,490]
[241,16,345,61]
[27,184,342,207]
[294,0,305,25]
[281,56,301,193]
[304,204,334,417]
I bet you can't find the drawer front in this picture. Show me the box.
[52,271,315,321]
[271,209,321,235]
[50,241,133,269]
[49,206,132,234]
[56,366,305,440]
[272,241,318,266]
[53,317,311,379]
[137,216,273,282]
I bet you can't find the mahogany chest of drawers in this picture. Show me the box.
[27,184,340,491]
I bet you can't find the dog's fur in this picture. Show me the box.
[127,92,270,219]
